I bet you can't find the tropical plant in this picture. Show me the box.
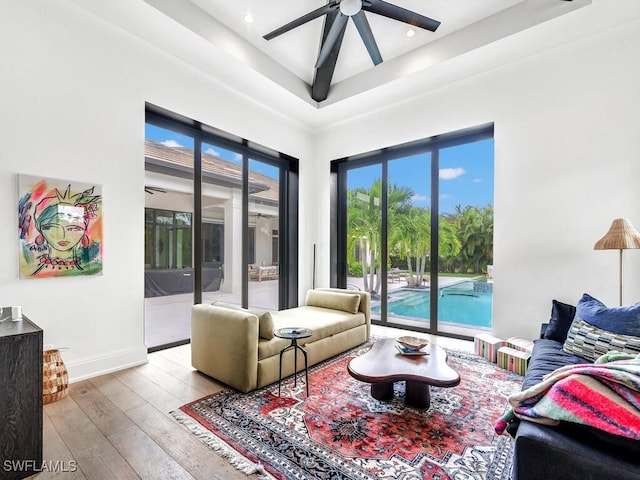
[437,214,462,271]
[449,204,493,274]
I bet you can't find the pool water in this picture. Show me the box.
[373,284,492,328]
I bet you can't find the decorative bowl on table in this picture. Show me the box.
[396,335,429,351]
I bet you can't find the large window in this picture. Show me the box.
[333,124,494,340]
[144,104,298,351]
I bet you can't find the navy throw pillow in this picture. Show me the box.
[544,300,576,343]
[576,293,640,337]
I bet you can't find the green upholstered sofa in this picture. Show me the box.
[191,288,371,393]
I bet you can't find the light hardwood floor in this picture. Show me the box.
[33,326,472,479]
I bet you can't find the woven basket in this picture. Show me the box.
[43,349,69,404]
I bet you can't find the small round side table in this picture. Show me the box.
[274,327,313,396]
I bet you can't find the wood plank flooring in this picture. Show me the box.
[33,327,472,479]
[36,344,247,480]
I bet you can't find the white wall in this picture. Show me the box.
[311,5,640,340]
[0,0,312,381]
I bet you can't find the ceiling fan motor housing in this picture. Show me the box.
[340,0,363,16]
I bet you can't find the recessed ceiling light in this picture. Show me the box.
[244,13,254,24]
[406,29,416,38]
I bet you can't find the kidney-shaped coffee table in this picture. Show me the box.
[348,338,460,409]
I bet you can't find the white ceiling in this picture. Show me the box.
[73,0,594,127]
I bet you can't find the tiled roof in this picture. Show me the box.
[145,139,278,203]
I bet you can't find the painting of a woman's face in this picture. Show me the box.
[39,206,86,253]
[19,176,103,279]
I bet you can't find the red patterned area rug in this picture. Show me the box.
[171,342,521,480]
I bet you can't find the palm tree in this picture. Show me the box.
[347,183,381,296]
[390,207,462,286]
[437,214,462,271]
[347,180,413,297]
[389,206,430,287]
[452,204,493,273]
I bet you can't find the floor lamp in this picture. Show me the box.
[594,218,640,306]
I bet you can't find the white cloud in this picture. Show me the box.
[204,148,242,163]
[411,193,428,203]
[473,178,482,183]
[439,167,466,180]
[161,139,183,148]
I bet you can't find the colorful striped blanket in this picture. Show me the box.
[495,353,640,439]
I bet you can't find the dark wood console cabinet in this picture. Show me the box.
[0,310,43,480]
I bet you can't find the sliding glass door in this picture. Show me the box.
[346,164,382,307]
[387,153,433,329]
[144,106,297,351]
[144,125,195,349]
[248,158,280,311]
[198,141,242,309]
[334,125,494,339]
[437,140,494,336]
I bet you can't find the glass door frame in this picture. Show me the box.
[331,124,493,340]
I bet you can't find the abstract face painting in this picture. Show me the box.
[18,175,103,278]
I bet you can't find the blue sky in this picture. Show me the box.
[146,125,494,212]
[347,138,494,214]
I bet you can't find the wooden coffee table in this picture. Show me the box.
[348,338,460,409]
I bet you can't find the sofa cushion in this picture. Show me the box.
[305,289,361,314]
[524,339,587,389]
[575,293,640,336]
[543,300,576,343]
[257,306,366,360]
[562,316,640,362]
[212,301,274,339]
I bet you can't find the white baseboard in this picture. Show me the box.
[65,346,149,383]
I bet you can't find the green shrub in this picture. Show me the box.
[348,262,363,277]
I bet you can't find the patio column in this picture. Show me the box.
[222,189,242,294]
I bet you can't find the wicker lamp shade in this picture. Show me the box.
[594,217,640,306]
[594,218,640,250]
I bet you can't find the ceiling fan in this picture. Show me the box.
[263,0,440,102]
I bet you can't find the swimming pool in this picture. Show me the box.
[372,283,492,328]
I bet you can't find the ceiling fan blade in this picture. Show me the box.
[312,10,347,102]
[263,2,338,41]
[351,11,382,65]
[315,13,348,68]
[363,0,440,32]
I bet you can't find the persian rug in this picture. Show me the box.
[172,342,521,480]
